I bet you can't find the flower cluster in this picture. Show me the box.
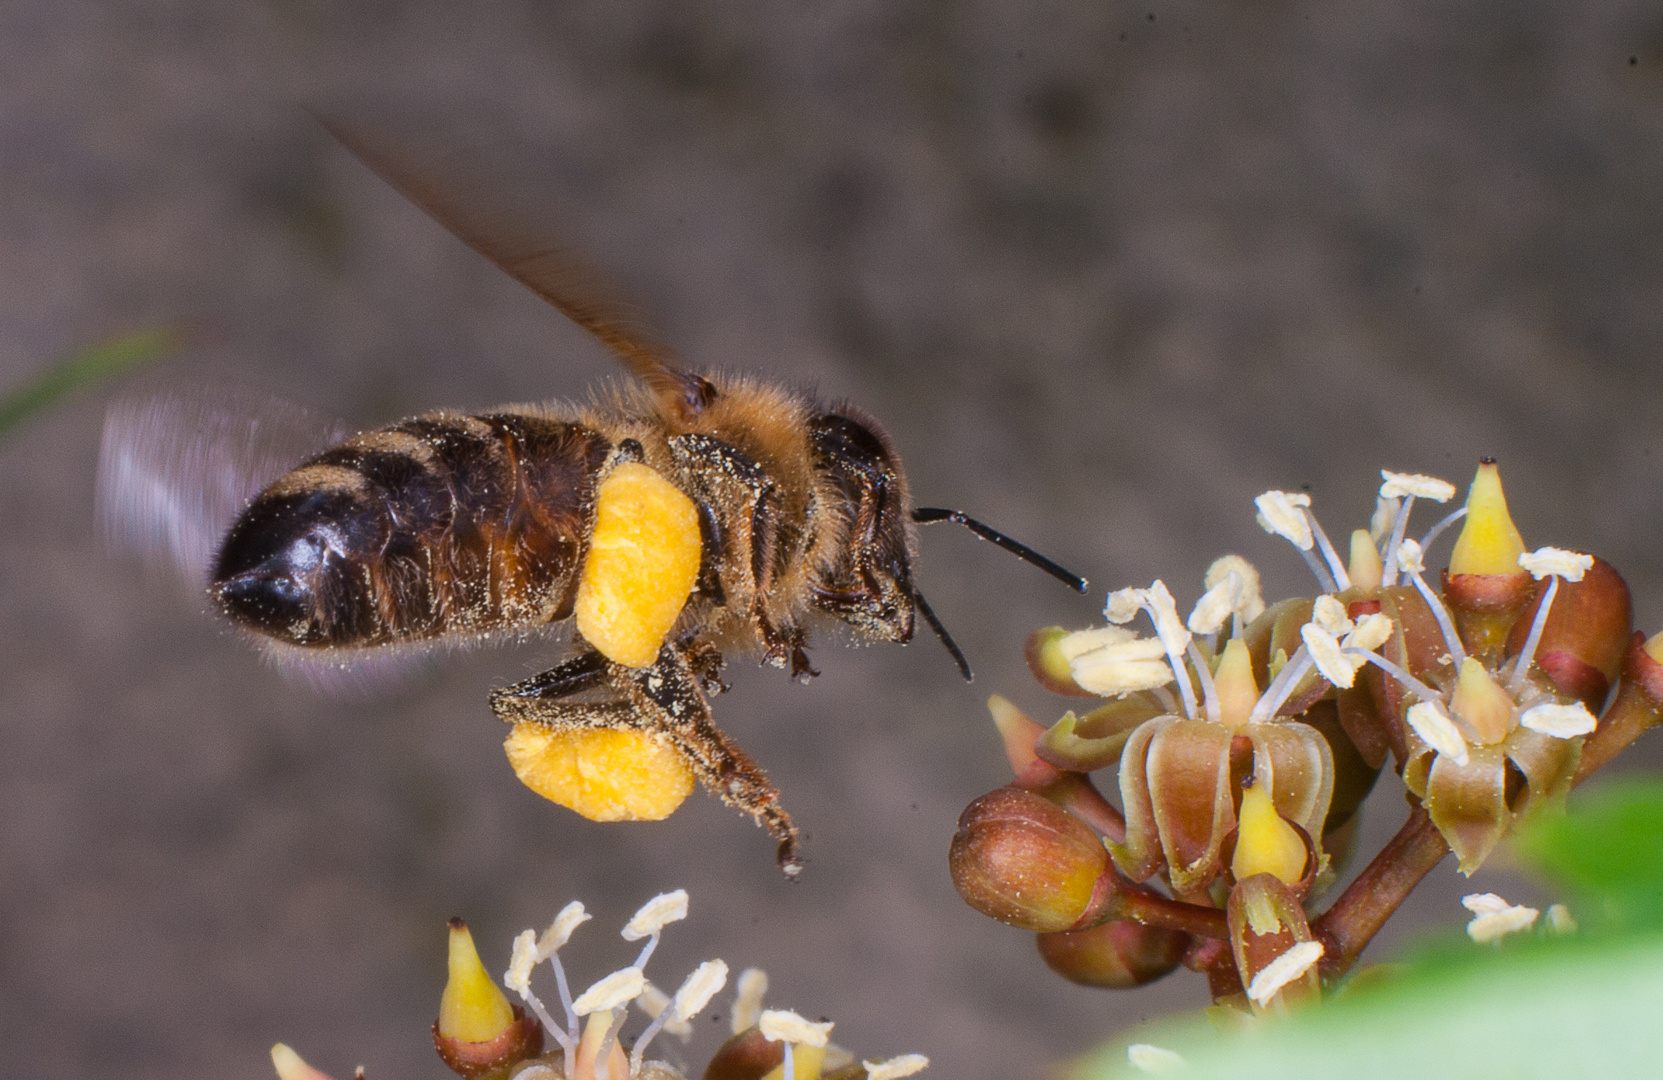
[952,462,1663,1012]
[270,891,927,1080]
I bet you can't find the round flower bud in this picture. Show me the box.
[1503,556,1633,710]
[949,787,1109,932]
[1036,919,1189,988]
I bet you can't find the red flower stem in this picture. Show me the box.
[1083,868,1229,939]
[1311,805,1448,976]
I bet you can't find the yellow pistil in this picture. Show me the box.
[1214,638,1259,729]
[1645,630,1663,666]
[575,1009,630,1080]
[1449,461,1527,576]
[1348,528,1384,591]
[1449,656,1515,745]
[761,1044,827,1080]
[438,919,515,1043]
[1231,779,1306,885]
[270,1044,335,1080]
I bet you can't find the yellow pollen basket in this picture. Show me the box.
[438,920,515,1043]
[1232,780,1307,885]
[505,722,695,822]
[575,461,702,668]
[1450,461,1527,576]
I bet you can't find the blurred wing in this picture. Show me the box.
[96,388,347,592]
[316,115,715,419]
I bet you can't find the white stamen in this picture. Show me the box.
[1397,539,1468,669]
[504,929,538,994]
[864,1054,931,1079]
[536,901,591,960]
[1065,629,1175,697]
[1370,496,1400,544]
[731,967,768,1035]
[1187,641,1222,725]
[573,968,646,1015]
[1344,615,1393,657]
[636,983,690,1038]
[1518,547,1593,582]
[1204,555,1265,624]
[1380,470,1456,502]
[1255,491,1314,549]
[1407,701,1470,766]
[1248,644,1315,724]
[1519,701,1598,738]
[1508,576,1559,695]
[759,1010,833,1047]
[670,960,728,1022]
[1311,595,1354,636]
[1463,894,1539,943]
[1126,1044,1186,1074]
[1307,511,1352,591]
[1188,576,1239,636]
[1302,622,1363,689]
[622,890,689,940]
[1246,940,1325,1007]
[1420,506,1468,553]
[1105,587,1142,624]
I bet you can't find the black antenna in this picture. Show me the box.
[912,508,1088,593]
[912,586,973,682]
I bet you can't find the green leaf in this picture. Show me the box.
[1081,932,1663,1080]
[0,328,177,439]
[1511,778,1663,928]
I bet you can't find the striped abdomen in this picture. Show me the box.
[212,411,610,647]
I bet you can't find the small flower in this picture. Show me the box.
[1462,893,1540,943]
[1126,1043,1187,1074]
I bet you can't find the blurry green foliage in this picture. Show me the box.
[1081,778,1663,1080]
[0,328,176,439]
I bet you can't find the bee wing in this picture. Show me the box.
[96,388,348,594]
[317,115,715,420]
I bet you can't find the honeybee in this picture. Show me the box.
[102,121,1085,875]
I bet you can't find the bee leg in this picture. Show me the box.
[489,650,612,707]
[614,643,803,877]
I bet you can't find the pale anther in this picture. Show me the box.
[1344,612,1394,653]
[1464,893,1539,943]
[731,967,768,1034]
[1187,575,1238,636]
[1517,547,1593,582]
[1204,554,1264,623]
[1519,701,1598,739]
[1379,470,1456,502]
[670,960,728,1022]
[1104,587,1142,624]
[863,1054,930,1079]
[572,967,646,1015]
[1255,491,1314,549]
[1302,622,1362,689]
[536,900,591,960]
[1145,580,1193,656]
[759,1009,833,1047]
[622,889,689,941]
[1407,701,1469,766]
[505,929,538,994]
[1370,496,1400,543]
[1126,1044,1186,1074]
[1246,940,1324,1007]
[1311,594,1353,636]
[1395,538,1425,575]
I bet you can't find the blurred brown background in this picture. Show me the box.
[4,2,1663,1078]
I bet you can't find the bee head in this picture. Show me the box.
[807,411,917,644]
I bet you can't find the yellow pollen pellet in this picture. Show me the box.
[505,723,695,822]
[575,462,702,668]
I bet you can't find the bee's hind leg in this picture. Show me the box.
[616,642,802,877]
[487,644,802,876]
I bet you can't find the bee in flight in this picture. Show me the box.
[101,121,1086,875]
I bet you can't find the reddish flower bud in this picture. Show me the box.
[1503,556,1633,711]
[1575,632,1663,783]
[950,787,1109,932]
[1442,570,1536,663]
[1035,919,1189,988]
[702,1027,785,1080]
[431,1006,543,1079]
